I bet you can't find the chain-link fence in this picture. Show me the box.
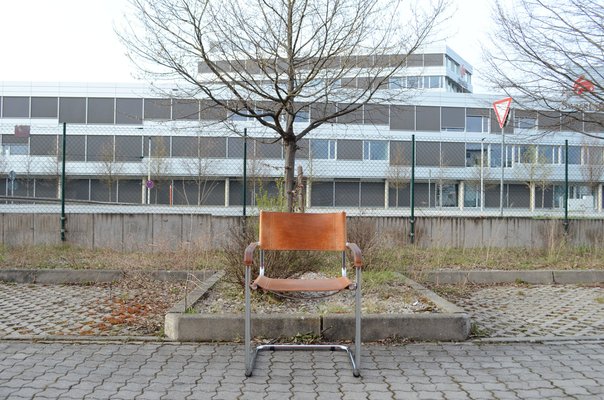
[1,123,603,220]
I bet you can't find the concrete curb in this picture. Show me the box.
[163,274,471,342]
[0,269,217,284]
[419,270,604,285]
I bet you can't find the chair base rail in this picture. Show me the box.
[245,344,360,378]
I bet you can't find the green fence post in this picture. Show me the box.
[410,134,415,244]
[60,122,67,242]
[564,139,569,234]
[242,128,247,218]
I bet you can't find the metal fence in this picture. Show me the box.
[1,122,603,223]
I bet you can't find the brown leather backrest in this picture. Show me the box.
[259,211,347,251]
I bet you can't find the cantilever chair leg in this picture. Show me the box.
[354,266,362,377]
[244,265,253,377]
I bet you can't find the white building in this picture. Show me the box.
[1,46,602,215]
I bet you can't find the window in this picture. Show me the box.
[406,76,420,89]
[566,146,581,164]
[310,139,336,159]
[466,143,486,167]
[441,107,465,131]
[424,76,441,88]
[2,96,30,118]
[490,144,513,167]
[337,140,362,160]
[516,117,537,130]
[466,115,489,133]
[87,98,115,124]
[389,77,404,89]
[294,109,309,123]
[1,143,28,155]
[363,141,388,160]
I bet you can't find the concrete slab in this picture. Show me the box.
[553,270,604,284]
[164,274,471,342]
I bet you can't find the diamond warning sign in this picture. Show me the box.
[493,97,512,129]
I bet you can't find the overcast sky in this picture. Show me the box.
[0,0,495,92]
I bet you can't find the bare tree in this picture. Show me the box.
[387,144,410,207]
[180,137,220,205]
[119,0,449,211]
[514,145,553,209]
[485,0,604,138]
[97,144,123,202]
[580,140,604,207]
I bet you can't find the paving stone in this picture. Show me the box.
[453,285,604,338]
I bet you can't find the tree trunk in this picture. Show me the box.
[284,139,296,212]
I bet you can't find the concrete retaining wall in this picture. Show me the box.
[1,213,603,250]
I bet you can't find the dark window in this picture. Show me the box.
[390,105,415,130]
[173,99,200,120]
[310,102,337,122]
[584,112,604,133]
[297,139,310,159]
[65,179,90,201]
[566,146,581,164]
[116,98,143,124]
[117,180,141,203]
[30,135,58,156]
[336,104,363,124]
[31,97,58,118]
[407,54,423,67]
[538,111,560,131]
[337,140,362,160]
[310,181,334,206]
[86,136,113,162]
[360,182,384,207]
[389,141,412,166]
[35,179,58,199]
[2,96,29,118]
[416,106,440,131]
[228,180,253,206]
[364,104,389,125]
[255,139,282,159]
[144,98,171,120]
[441,142,466,167]
[59,97,86,123]
[423,54,444,66]
[227,137,246,158]
[61,135,86,161]
[90,179,117,202]
[115,136,142,162]
[200,100,228,121]
[173,179,225,206]
[441,107,465,131]
[335,181,360,207]
[561,112,583,132]
[172,137,198,157]
[200,137,227,158]
[416,142,440,166]
[87,98,115,124]
[388,185,410,207]
[2,96,30,118]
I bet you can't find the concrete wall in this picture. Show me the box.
[0,213,602,250]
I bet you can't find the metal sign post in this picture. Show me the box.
[493,97,512,217]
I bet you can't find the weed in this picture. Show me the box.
[184,307,197,314]
[595,297,604,304]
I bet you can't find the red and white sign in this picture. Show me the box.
[573,76,595,95]
[493,97,512,129]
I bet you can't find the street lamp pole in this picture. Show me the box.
[480,138,485,212]
[147,137,152,205]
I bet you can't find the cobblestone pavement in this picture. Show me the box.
[0,284,146,337]
[0,340,603,400]
[452,285,604,338]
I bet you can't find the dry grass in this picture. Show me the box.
[0,243,602,272]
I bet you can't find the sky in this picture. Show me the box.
[0,0,495,92]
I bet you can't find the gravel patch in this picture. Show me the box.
[195,273,440,315]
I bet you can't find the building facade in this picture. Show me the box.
[1,46,602,215]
